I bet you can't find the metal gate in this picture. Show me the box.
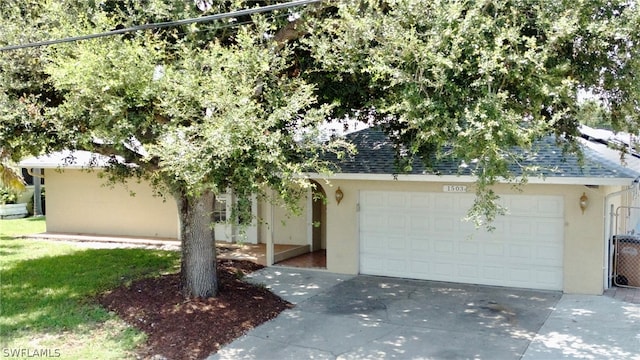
[613,206,640,288]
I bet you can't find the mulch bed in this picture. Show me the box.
[97,260,292,360]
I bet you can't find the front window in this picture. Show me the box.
[214,198,227,223]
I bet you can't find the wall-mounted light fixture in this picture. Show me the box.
[579,192,589,214]
[335,187,344,205]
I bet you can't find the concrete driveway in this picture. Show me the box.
[209,268,640,360]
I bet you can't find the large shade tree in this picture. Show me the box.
[2,0,639,296]
[304,0,640,224]
[0,0,340,298]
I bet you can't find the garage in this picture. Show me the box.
[359,191,564,290]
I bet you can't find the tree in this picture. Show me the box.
[304,0,640,225]
[2,0,640,296]
[0,0,339,298]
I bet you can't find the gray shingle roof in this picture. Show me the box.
[329,127,640,179]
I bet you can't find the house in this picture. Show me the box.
[19,128,640,295]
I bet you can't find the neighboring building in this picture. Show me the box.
[20,128,640,295]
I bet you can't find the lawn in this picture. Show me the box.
[0,217,180,359]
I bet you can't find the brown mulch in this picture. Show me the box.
[97,260,293,360]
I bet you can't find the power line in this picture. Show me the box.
[0,0,321,52]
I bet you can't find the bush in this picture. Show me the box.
[0,187,18,204]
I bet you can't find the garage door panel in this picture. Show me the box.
[360,253,384,273]
[362,255,409,275]
[387,192,408,208]
[433,217,457,232]
[360,192,386,208]
[408,215,430,234]
[483,242,506,257]
[456,196,476,210]
[359,232,386,250]
[360,191,564,291]
[457,263,480,277]
[537,197,564,217]
[435,194,457,212]
[481,265,505,282]
[387,237,407,250]
[458,240,480,256]
[387,214,406,230]
[409,237,430,252]
[508,219,534,237]
[385,258,409,273]
[361,212,387,229]
[409,193,431,209]
[506,195,563,218]
[508,244,534,259]
[432,261,456,277]
[410,259,431,276]
[433,240,454,255]
[457,220,477,234]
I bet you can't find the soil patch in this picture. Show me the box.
[97,260,292,360]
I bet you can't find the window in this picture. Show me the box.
[214,198,227,223]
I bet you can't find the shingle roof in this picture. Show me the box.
[329,127,640,179]
[19,150,127,169]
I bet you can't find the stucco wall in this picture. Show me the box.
[46,167,626,294]
[315,179,613,295]
[46,170,179,239]
[257,195,308,246]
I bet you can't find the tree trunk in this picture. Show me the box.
[177,190,218,298]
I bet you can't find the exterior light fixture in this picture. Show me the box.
[335,187,344,205]
[579,192,589,214]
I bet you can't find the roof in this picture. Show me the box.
[20,127,640,186]
[325,127,640,183]
[19,150,127,169]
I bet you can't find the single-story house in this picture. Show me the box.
[20,127,640,295]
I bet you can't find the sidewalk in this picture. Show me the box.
[522,294,640,360]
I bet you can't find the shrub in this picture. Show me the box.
[0,187,17,205]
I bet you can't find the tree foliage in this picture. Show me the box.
[0,0,339,297]
[1,0,640,292]
[305,0,640,224]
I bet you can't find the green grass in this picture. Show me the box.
[0,217,180,359]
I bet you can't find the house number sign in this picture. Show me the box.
[443,185,467,193]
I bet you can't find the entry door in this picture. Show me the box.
[359,191,564,290]
[214,195,232,242]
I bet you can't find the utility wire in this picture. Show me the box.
[0,0,321,52]
[177,12,291,38]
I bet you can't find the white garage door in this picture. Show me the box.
[359,191,564,290]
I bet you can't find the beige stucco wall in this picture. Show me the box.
[46,170,179,239]
[311,179,617,295]
[46,167,629,294]
[257,196,308,246]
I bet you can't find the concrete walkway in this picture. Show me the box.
[522,295,640,360]
[209,268,640,360]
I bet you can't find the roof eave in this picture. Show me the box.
[304,172,636,186]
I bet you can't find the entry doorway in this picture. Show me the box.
[274,180,327,269]
[311,181,327,252]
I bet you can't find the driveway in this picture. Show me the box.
[208,267,640,360]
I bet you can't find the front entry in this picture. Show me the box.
[311,183,327,252]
